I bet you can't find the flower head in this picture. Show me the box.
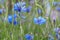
[14,1,26,12]
[13,1,32,13]
[25,34,34,40]
[26,6,32,13]
[34,16,46,25]
[13,20,17,25]
[8,15,12,23]
[14,3,21,12]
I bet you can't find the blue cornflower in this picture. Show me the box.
[56,6,60,11]
[14,2,21,12]
[14,1,26,12]
[16,2,21,12]
[37,9,42,14]
[0,9,3,14]
[14,3,21,12]
[13,1,32,13]
[25,34,34,40]
[8,15,12,23]
[34,16,46,25]
[17,7,21,12]
[13,20,17,25]
[26,6,32,13]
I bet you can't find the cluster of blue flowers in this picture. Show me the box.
[0,1,44,26]
[8,13,17,25]
[14,1,32,13]
[25,34,34,40]
[8,1,32,25]
[34,16,46,25]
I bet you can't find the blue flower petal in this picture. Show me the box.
[14,13,17,19]
[0,9,3,14]
[13,20,17,25]
[21,6,27,12]
[26,6,32,13]
[8,15,12,23]
[37,9,42,14]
